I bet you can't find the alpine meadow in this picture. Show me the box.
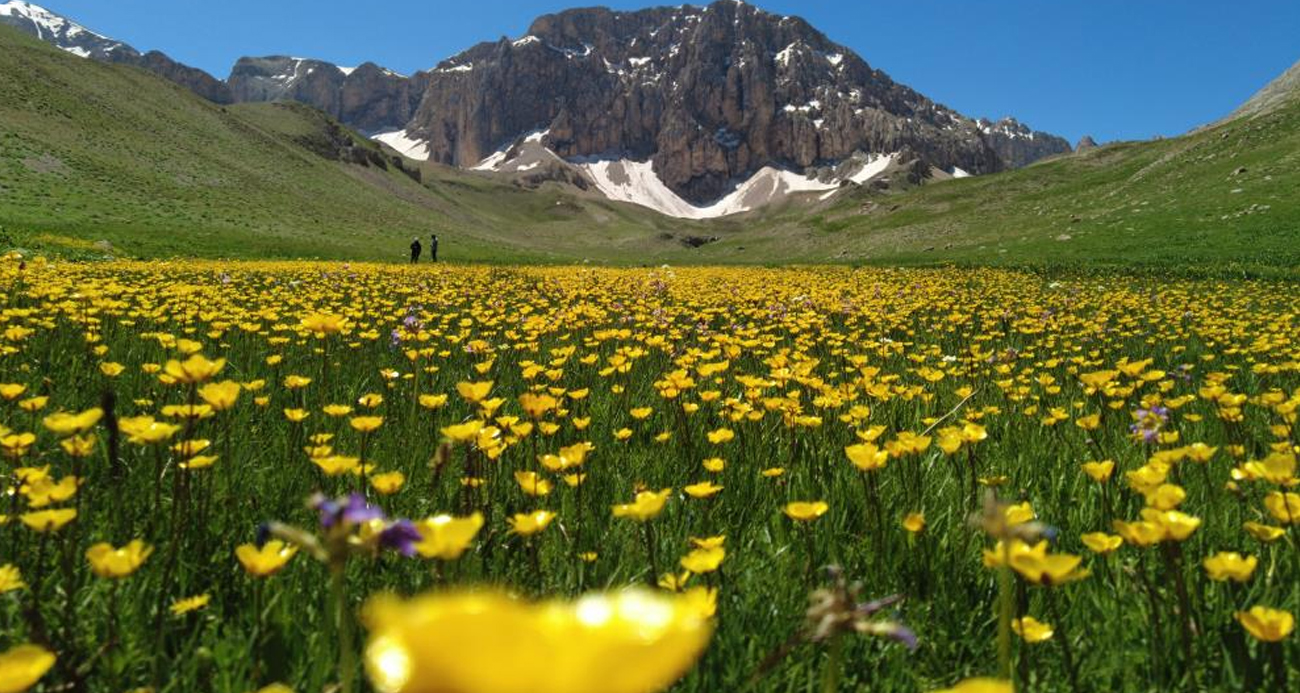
[1,2,1298,693]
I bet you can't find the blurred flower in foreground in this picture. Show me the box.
[930,678,1012,693]
[363,588,712,693]
[0,643,56,693]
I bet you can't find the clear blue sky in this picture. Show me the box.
[35,0,1300,143]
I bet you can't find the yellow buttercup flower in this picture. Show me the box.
[0,564,25,593]
[930,678,1012,693]
[846,443,888,471]
[86,540,152,579]
[1263,491,1300,524]
[414,513,484,560]
[41,407,103,436]
[367,471,404,495]
[679,547,725,574]
[301,312,348,335]
[350,415,385,433]
[1080,532,1123,554]
[902,512,926,534]
[197,380,241,410]
[362,589,712,693]
[1203,552,1257,582]
[683,481,723,499]
[1011,615,1054,643]
[170,593,211,616]
[456,381,494,404]
[612,489,672,521]
[163,354,226,384]
[1243,521,1286,542]
[1080,460,1115,483]
[508,511,556,536]
[1234,606,1294,642]
[0,644,56,693]
[20,508,77,533]
[514,471,553,497]
[784,501,828,522]
[236,540,298,578]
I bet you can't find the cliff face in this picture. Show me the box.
[408,1,1044,202]
[227,57,424,134]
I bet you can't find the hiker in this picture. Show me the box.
[430,234,439,263]
[409,237,422,264]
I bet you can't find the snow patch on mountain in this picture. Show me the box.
[573,158,854,219]
[372,129,431,161]
[0,0,129,59]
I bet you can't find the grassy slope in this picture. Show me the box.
[690,97,1300,272]
[1,23,1297,271]
[0,26,698,264]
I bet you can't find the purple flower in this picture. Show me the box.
[379,519,422,557]
[312,492,385,529]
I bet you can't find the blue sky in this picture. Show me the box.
[33,0,1300,143]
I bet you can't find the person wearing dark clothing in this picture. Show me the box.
[430,234,439,263]
[409,238,422,264]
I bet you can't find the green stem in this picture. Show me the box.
[331,563,356,693]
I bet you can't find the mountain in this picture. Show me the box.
[227,56,425,135]
[398,1,1071,205]
[1226,58,1300,121]
[2,18,1298,273]
[0,0,232,103]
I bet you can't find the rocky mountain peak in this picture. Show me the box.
[405,0,1071,203]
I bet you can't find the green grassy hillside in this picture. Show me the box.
[0,26,697,263]
[688,97,1300,273]
[1,23,1297,272]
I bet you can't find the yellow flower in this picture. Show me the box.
[170,593,211,616]
[514,471,553,497]
[371,471,407,496]
[442,420,485,443]
[1263,491,1300,524]
[1010,549,1089,586]
[301,312,348,335]
[0,564,25,593]
[0,383,28,401]
[0,644,56,693]
[60,434,97,458]
[119,416,181,445]
[902,512,926,534]
[313,455,361,477]
[1080,460,1115,483]
[86,540,152,579]
[100,362,126,377]
[283,408,310,423]
[706,428,734,444]
[886,432,931,457]
[1243,521,1286,542]
[197,380,241,410]
[508,511,556,536]
[283,375,313,389]
[784,501,828,522]
[20,508,77,533]
[1011,616,1054,643]
[679,547,725,574]
[362,589,712,693]
[236,541,298,578]
[418,394,449,410]
[20,475,80,508]
[41,407,103,436]
[702,457,725,473]
[612,489,672,521]
[414,513,484,560]
[1235,606,1294,642]
[845,443,888,471]
[761,467,785,478]
[681,586,718,619]
[1203,552,1257,582]
[163,354,226,384]
[1003,501,1035,526]
[930,678,1013,693]
[690,536,726,549]
[456,381,494,404]
[629,407,654,420]
[350,416,384,433]
[1080,532,1123,554]
[683,481,723,499]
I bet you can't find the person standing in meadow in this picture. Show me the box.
[430,234,439,263]
[409,237,422,264]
